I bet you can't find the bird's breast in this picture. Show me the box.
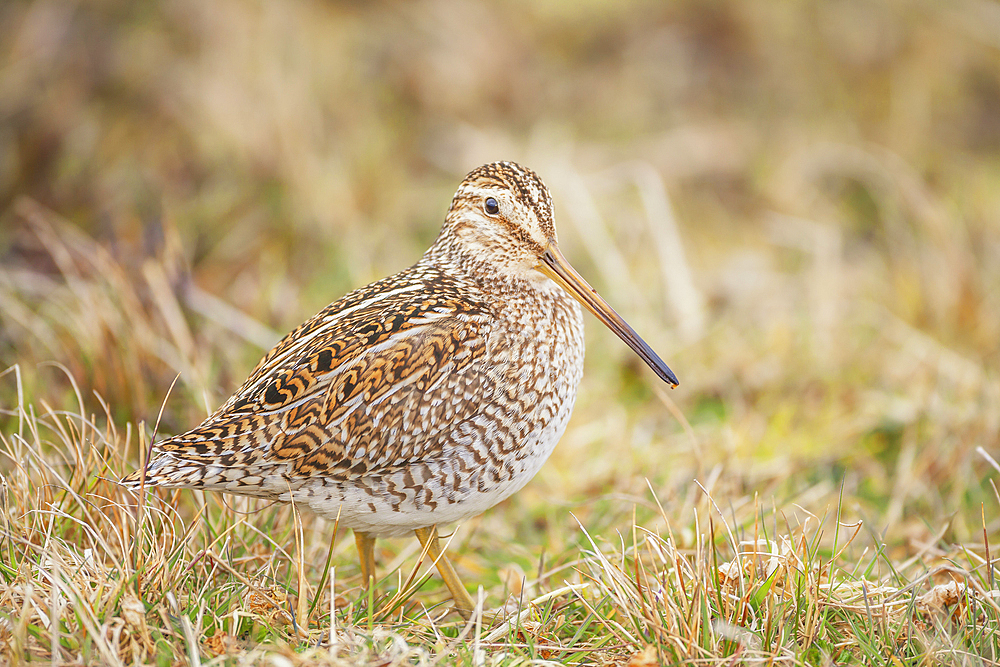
[478,284,585,445]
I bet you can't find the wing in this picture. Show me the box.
[134,265,495,486]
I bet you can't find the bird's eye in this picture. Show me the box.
[484,197,500,215]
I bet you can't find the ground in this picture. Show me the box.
[1,1,998,664]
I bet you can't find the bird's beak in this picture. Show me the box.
[538,244,679,387]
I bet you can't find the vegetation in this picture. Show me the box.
[1,0,998,664]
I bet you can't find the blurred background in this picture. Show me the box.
[1,0,998,548]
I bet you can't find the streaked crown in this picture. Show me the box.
[437,161,557,275]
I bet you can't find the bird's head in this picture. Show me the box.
[442,161,556,277]
[438,161,679,387]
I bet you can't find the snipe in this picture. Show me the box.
[123,161,678,618]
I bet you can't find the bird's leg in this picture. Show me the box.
[413,525,479,618]
[354,530,377,589]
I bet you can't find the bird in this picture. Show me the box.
[122,161,678,618]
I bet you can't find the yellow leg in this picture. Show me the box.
[355,530,377,588]
[414,525,479,617]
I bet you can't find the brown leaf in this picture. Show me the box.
[918,581,965,613]
[626,644,658,667]
[119,594,154,661]
[247,580,288,615]
[204,628,234,656]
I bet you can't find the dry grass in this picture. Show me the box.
[2,0,1000,664]
[1,366,997,665]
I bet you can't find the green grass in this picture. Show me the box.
[2,0,1000,664]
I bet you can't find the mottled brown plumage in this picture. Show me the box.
[123,161,678,617]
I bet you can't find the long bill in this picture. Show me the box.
[539,244,679,387]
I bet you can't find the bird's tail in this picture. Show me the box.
[120,454,289,500]
[120,453,212,489]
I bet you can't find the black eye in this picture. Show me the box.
[484,197,500,215]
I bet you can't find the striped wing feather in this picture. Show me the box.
[138,266,493,483]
